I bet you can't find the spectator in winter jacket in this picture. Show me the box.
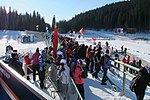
[129,59,137,74]
[85,47,90,71]
[57,59,70,99]
[31,48,40,81]
[38,50,47,89]
[127,55,130,64]
[73,59,85,99]
[89,50,94,73]
[124,48,127,56]
[77,44,85,59]
[59,45,66,58]
[114,50,120,69]
[24,52,32,79]
[126,55,130,71]
[96,42,102,51]
[101,50,112,85]
[121,45,124,53]
[105,41,109,47]
[95,48,102,61]
[92,55,101,79]
[134,66,150,100]
[8,52,25,76]
[137,59,142,69]
[42,49,51,88]
[6,45,13,53]
[24,53,32,65]
[122,56,127,63]
[68,54,76,77]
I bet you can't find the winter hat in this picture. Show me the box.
[44,47,48,50]
[60,59,67,65]
[36,48,39,52]
[11,50,18,58]
[57,51,64,58]
[42,50,46,54]
[77,59,86,65]
[60,46,63,49]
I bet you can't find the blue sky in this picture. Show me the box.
[1,0,122,25]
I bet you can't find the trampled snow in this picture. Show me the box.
[0,30,150,100]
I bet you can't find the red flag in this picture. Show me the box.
[53,26,58,58]
[79,27,84,35]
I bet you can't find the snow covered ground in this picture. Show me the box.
[0,30,150,100]
[74,30,150,66]
[0,30,47,57]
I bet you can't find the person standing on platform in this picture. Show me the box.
[101,50,112,85]
[39,50,47,89]
[24,52,32,80]
[31,48,40,82]
[133,66,150,100]
[8,52,25,76]
[73,59,85,99]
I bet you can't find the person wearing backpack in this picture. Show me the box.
[131,66,150,100]
[72,59,86,99]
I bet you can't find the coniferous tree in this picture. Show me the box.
[52,15,56,32]
[0,7,50,32]
[57,0,150,33]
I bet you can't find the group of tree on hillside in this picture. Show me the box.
[0,0,149,33]
[58,0,150,33]
[0,7,50,32]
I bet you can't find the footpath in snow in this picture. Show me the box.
[84,72,131,100]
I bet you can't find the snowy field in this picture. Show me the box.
[0,30,150,100]
[0,30,47,57]
[73,30,150,66]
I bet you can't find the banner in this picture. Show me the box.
[53,26,58,58]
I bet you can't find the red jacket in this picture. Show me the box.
[73,65,84,84]
[24,56,31,65]
[31,52,40,65]
[122,57,127,63]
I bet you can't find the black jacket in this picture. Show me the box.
[8,58,25,76]
[135,67,150,94]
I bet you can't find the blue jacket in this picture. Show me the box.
[39,55,46,71]
[104,54,111,68]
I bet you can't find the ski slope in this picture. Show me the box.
[0,30,150,100]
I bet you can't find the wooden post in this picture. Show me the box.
[120,64,126,96]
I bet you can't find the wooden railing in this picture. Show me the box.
[112,60,140,96]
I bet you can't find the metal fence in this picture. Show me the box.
[47,63,83,100]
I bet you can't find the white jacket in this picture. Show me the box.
[60,64,70,84]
